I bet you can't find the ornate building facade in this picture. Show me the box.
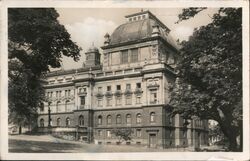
[38,10,209,148]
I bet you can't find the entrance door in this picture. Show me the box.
[149,134,157,148]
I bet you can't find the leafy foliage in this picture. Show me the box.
[111,128,134,143]
[8,8,81,75]
[8,8,81,129]
[8,59,43,127]
[176,7,207,23]
[169,8,242,151]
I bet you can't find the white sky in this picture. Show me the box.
[55,8,218,70]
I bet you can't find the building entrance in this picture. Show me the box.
[149,134,157,148]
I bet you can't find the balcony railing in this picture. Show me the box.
[124,89,132,95]
[114,90,122,96]
[105,91,113,97]
[134,88,143,94]
[96,92,104,98]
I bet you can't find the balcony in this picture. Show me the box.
[150,100,159,105]
[95,91,104,98]
[114,90,122,96]
[105,91,113,97]
[134,88,143,94]
[124,89,132,95]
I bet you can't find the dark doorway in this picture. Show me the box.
[149,133,157,148]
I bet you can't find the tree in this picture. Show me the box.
[169,8,242,151]
[8,8,81,132]
[8,59,43,133]
[111,128,134,144]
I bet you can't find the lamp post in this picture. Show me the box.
[48,102,51,128]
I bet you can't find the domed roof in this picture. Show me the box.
[109,19,179,49]
[87,44,99,53]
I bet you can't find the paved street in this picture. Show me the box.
[9,134,191,153]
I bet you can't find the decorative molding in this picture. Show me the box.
[147,84,160,88]
[78,91,87,96]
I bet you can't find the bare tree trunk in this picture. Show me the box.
[227,134,238,151]
[19,125,22,134]
[219,121,240,151]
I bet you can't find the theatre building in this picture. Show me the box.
[37,10,209,148]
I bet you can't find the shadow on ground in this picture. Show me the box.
[9,139,84,153]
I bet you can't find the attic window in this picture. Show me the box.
[129,18,132,22]
[142,15,146,19]
[49,80,55,84]
[133,17,137,21]
[138,16,141,20]
[66,78,72,82]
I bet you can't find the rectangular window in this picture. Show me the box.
[150,89,157,104]
[97,99,103,107]
[98,87,102,92]
[131,48,138,63]
[57,79,63,83]
[65,90,68,97]
[98,130,102,136]
[121,50,128,64]
[136,96,141,104]
[126,96,132,105]
[116,85,121,91]
[107,86,111,91]
[107,97,112,106]
[80,96,85,105]
[126,84,131,90]
[56,91,58,98]
[136,83,141,89]
[183,130,187,138]
[136,129,141,137]
[170,130,172,138]
[116,96,122,105]
[107,130,111,138]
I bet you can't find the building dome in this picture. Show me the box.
[87,44,99,53]
[109,18,179,49]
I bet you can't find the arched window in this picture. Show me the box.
[66,117,70,126]
[136,113,141,124]
[57,118,61,126]
[40,118,44,127]
[56,101,60,112]
[65,100,70,112]
[98,115,102,125]
[79,115,84,126]
[126,114,131,125]
[107,115,112,125]
[116,114,121,124]
[150,112,156,123]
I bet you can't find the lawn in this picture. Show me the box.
[9,134,197,153]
